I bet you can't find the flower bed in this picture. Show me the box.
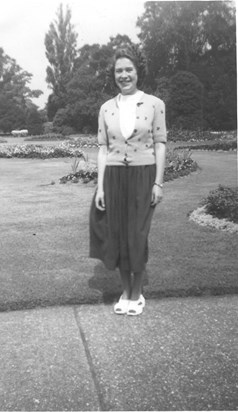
[176,140,237,151]
[189,185,238,233]
[0,142,85,159]
[24,134,98,144]
[168,129,236,142]
[189,206,238,233]
[64,136,98,148]
[60,148,198,184]
[201,185,238,223]
[24,133,65,141]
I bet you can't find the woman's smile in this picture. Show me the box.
[119,79,133,89]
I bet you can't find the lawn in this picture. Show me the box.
[0,150,237,311]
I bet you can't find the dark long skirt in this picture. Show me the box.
[89,164,156,273]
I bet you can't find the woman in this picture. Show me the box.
[90,46,167,316]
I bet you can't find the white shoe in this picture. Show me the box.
[114,295,130,315]
[127,295,145,316]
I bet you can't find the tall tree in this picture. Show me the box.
[0,47,42,132]
[45,3,78,119]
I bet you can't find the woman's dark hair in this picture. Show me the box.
[105,44,147,90]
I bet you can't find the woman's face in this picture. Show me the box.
[114,57,138,95]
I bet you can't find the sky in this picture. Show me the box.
[0,0,145,108]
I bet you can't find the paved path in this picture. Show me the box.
[0,296,238,411]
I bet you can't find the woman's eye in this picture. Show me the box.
[115,68,133,74]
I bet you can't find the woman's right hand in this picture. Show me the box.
[95,189,105,211]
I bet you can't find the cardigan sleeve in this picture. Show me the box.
[152,99,167,144]
[97,106,108,146]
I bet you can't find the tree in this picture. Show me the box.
[45,3,78,120]
[0,47,42,132]
[137,1,236,130]
[137,2,204,87]
[25,103,46,135]
[167,71,204,129]
[192,2,237,130]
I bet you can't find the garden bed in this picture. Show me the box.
[189,206,238,233]
[176,140,236,151]
[0,142,86,159]
[167,129,236,143]
[24,133,68,141]
[189,185,238,233]
[24,133,98,144]
[59,147,198,184]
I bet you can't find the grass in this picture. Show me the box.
[148,152,238,299]
[0,150,237,311]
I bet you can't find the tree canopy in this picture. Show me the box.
[137,1,236,129]
[1,2,236,135]
[0,47,43,133]
[42,1,235,133]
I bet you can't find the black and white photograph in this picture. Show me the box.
[0,0,237,410]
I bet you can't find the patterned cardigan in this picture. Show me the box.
[97,92,167,166]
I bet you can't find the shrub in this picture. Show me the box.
[202,185,238,223]
[60,126,76,136]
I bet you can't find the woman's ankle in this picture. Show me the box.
[130,290,142,301]
[121,290,131,300]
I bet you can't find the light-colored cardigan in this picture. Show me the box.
[98,93,167,166]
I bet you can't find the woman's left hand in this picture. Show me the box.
[151,185,163,206]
